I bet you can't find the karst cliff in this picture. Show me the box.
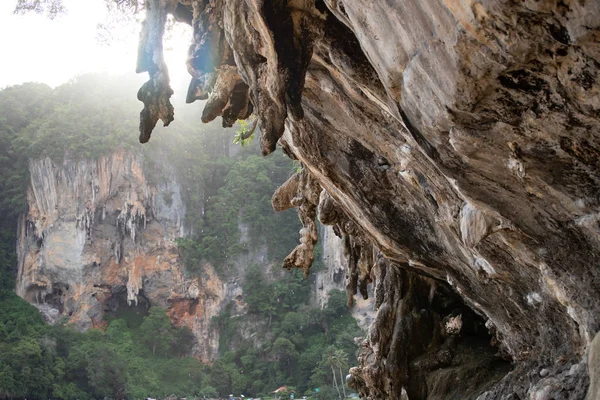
[15,151,223,362]
[134,0,600,398]
[15,148,355,367]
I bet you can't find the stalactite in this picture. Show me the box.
[133,0,600,397]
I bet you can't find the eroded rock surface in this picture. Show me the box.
[16,151,222,362]
[136,0,600,398]
[315,225,374,330]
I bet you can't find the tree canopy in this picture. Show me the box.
[0,74,362,399]
[0,290,204,399]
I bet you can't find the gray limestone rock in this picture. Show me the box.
[134,0,600,397]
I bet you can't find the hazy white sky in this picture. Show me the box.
[0,0,191,89]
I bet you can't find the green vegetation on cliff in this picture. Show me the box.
[177,151,301,273]
[0,74,301,279]
[209,265,362,398]
[0,76,361,399]
[0,291,204,399]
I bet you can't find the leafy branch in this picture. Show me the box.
[233,116,258,147]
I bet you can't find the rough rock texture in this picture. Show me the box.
[16,151,222,362]
[137,0,600,398]
[589,332,600,400]
[348,258,512,399]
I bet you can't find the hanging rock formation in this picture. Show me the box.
[315,225,374,330]
[16,151,222,362]
[136,0,600,398]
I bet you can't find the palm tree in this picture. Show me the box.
[324,347,351,399]
[334,349,349,399]
[324,347,342,399]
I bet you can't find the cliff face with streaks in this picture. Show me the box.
[15,151,222,362]
[135,0,600,398]
[315,226,374,330]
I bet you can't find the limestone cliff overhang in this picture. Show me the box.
[134,0,600,398]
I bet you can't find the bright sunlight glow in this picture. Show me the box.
[0,0,191,90]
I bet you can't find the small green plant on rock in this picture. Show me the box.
[233,116,258,146]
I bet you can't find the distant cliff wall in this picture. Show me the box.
[15,150,222,362]
[315,226,373,330]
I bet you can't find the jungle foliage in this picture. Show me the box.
[0,76,361,399]
[0,291,203,399]
[209,265,362,399]
[0,74,300,279]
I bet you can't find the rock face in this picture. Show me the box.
[315,225,374,330]
[16,151,222,362]
[135,0,600,398]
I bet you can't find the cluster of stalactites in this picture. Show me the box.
[272,168,375,305]
[136,0,324,156]
[272,168,320,278]
[137,0,375,307]
[317,189,374,306]
[116,201,148,243]
[184,0,253,127]
[136,0,176,143]
[75,205,94,242]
